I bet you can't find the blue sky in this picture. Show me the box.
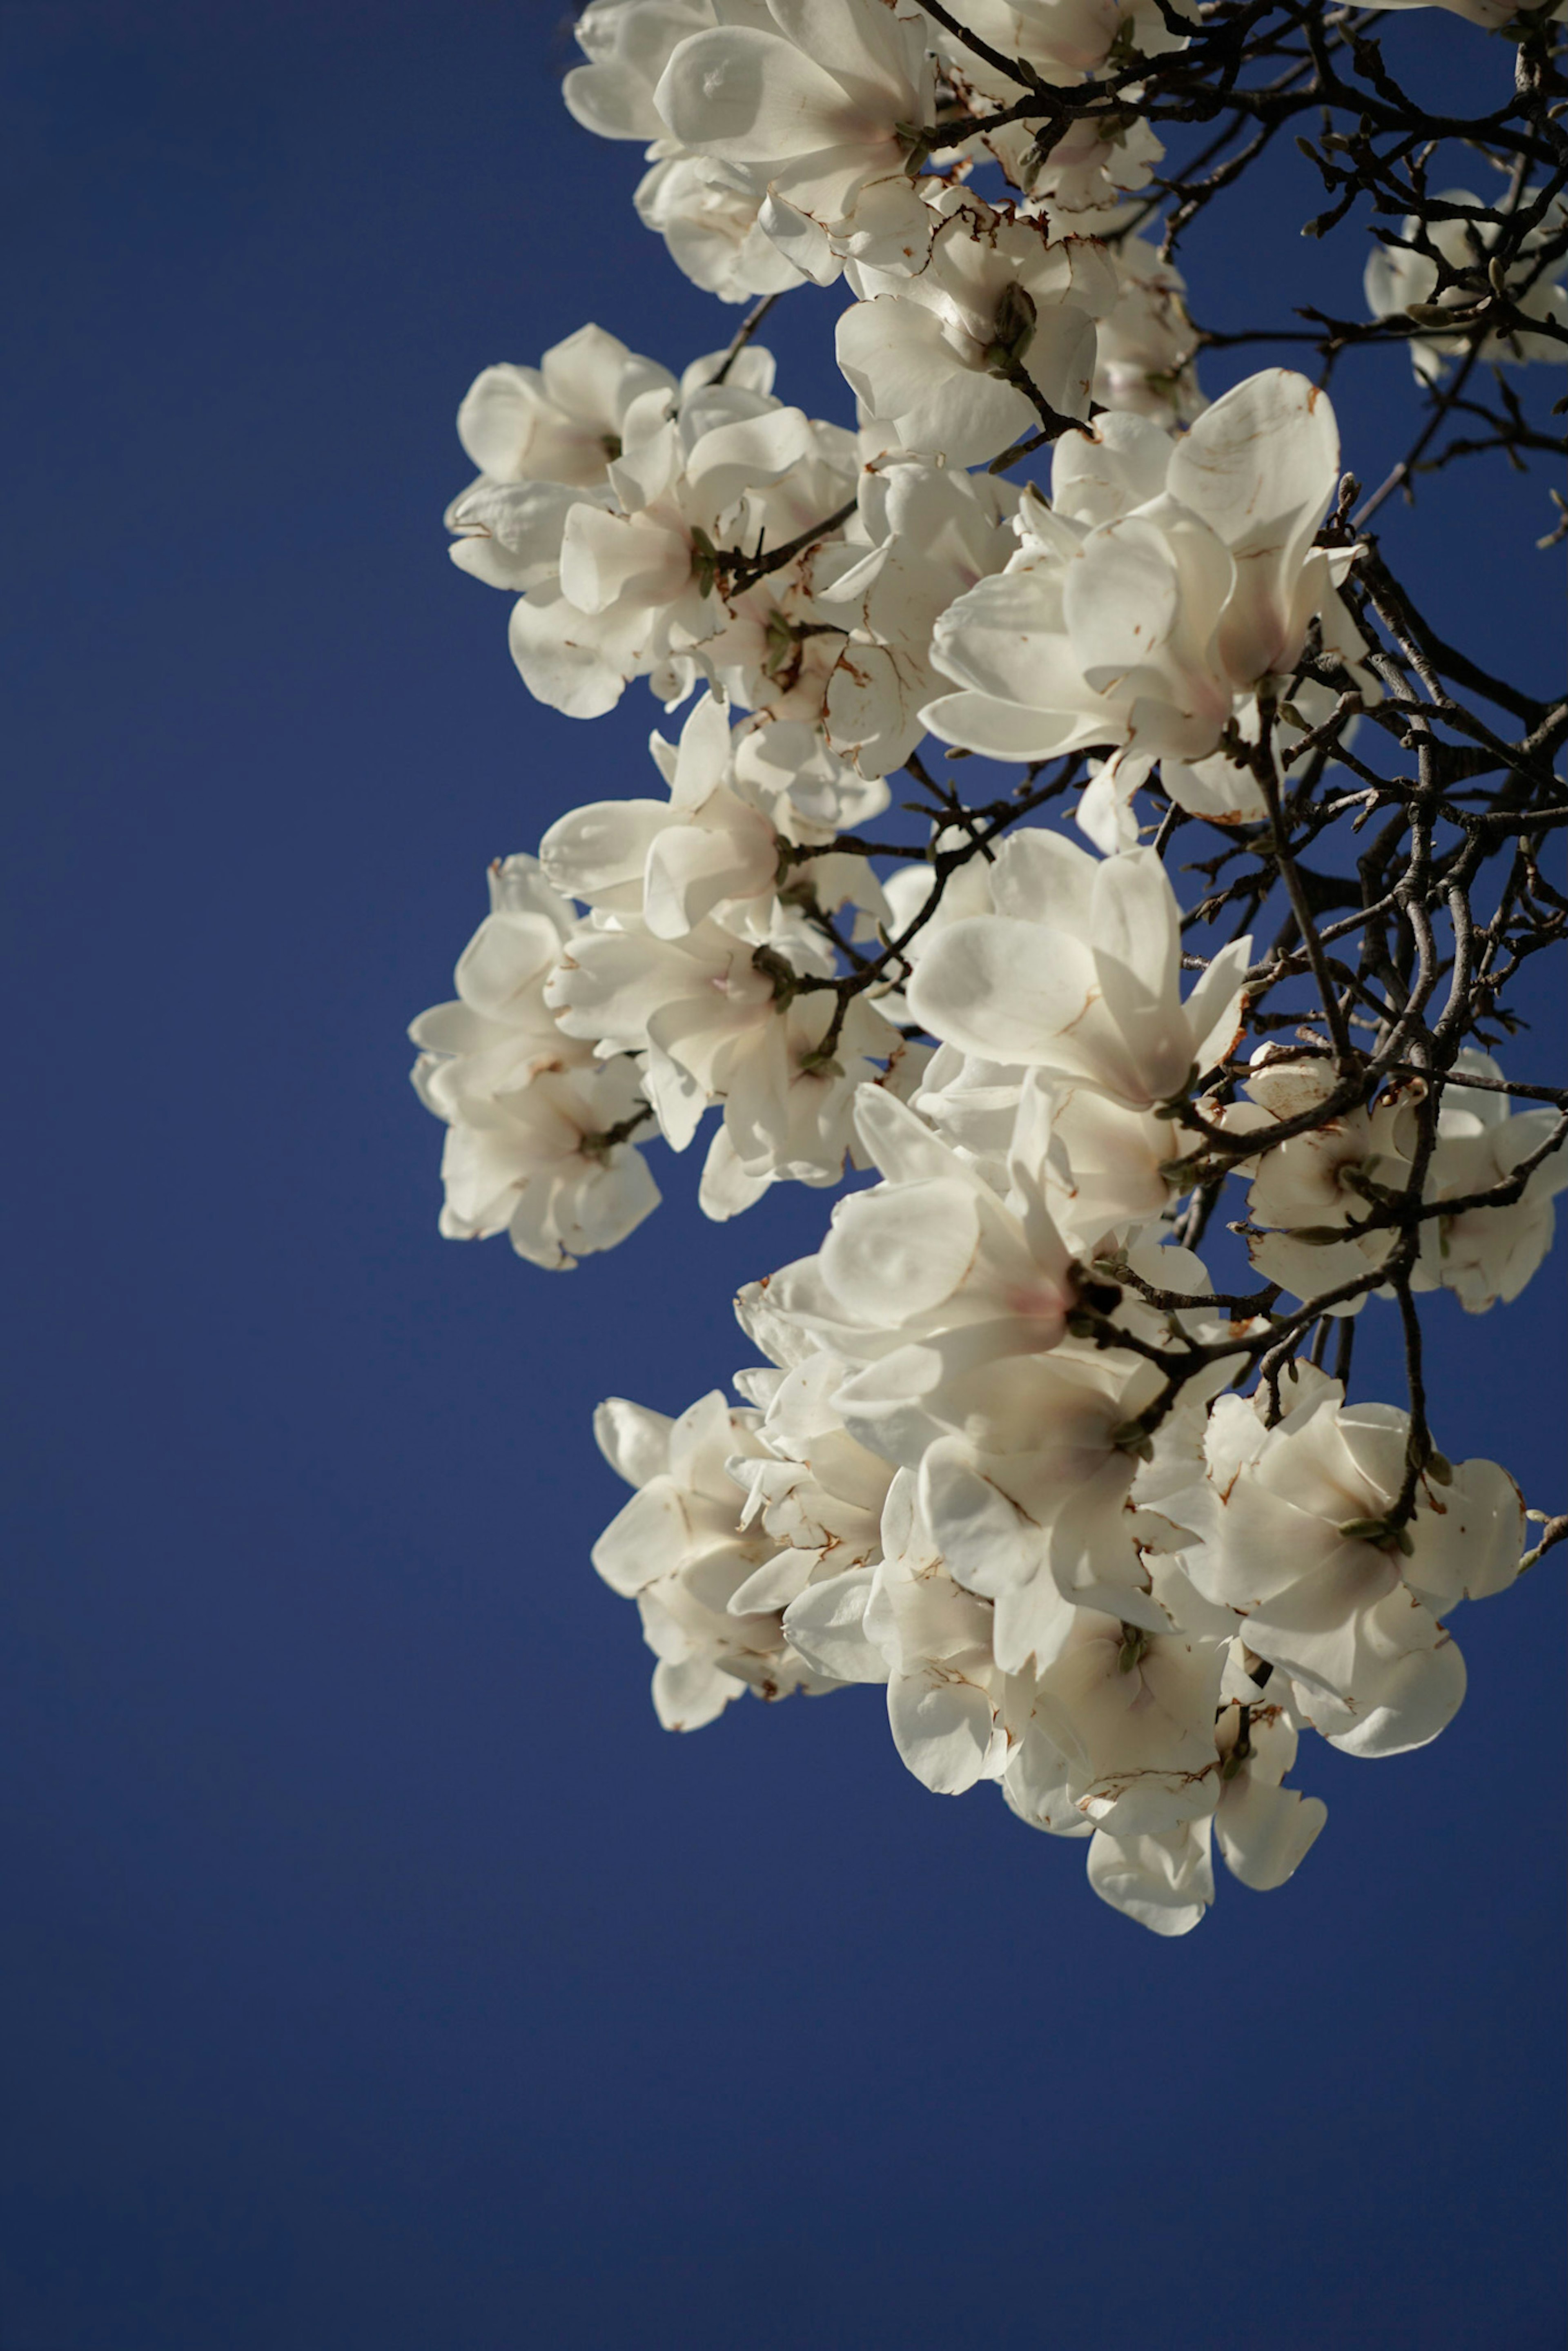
[2,5,1563,2344]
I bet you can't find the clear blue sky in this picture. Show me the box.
[2,5,1563,2345]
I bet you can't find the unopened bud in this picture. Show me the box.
[1405,300,1484,329]
[1109,1420,1154,1462]
[985,282,1038,372]
[689,525,719,598]
[1117,1626,1150,1675]
[750,944,798,1004]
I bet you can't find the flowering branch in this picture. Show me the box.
[411,0,1568,1937]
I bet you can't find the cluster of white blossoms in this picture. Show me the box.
[412,0,1566,1929]
[411,695,927,1251]
[581,842,1555,1931]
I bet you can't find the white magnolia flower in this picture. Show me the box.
[722,1343,900,1687]
[410,854,585,1108]
[921,372,1375,845]
[915,1065,1213,1281]
[1089,217,1205,427]
[997,1664,1090,1839]
[1025,109,1165,216]
[728,717,892,839]
[837,192,1115,466]
[860,1469,1016,1795]
[563,0,716,142]
[447,332,865,721]
[883,845,998,951]
[1411,1053,1568,1310]
[592,1388,839,1728]
[870,849,1004,1037]
[1224,1047,1568,1315]
[796,1449,1216,1834]
[443,474,611,599]
[908,974,1214,1255]
[539,692,779,942]
[453,324,677,494]
[408,856,660,1268]
[1212,1698,1328,1895]
[1224,1050,1414,1311]
[634,150,807,301]
[905,1323,1224,1674]
[441,325,688,602]
[1366,187,1568,383]
[654,0,937,286]
[728,1350,895,1617]
[747,1084,1230,1668]
[1030,1607,1225,1836]
[443,336,764,591]
[740,1082,1079,1413]
[422,1053,659,1270]
[902,1043,1026,1185]
[1041,1079,1207,1256]
[906,827,1251,1116]
[546,898,904,1210]
[1180,1380,1525,1756]
[564,1,815,299]
[518,370,857,718]
[817,459,1021,775]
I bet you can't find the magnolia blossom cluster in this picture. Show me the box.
[412,815,1562,1930]
[410,0,1566,1930]
[580,839,1555,1933]
[410,690,933,1254]
[564,0,1178,298]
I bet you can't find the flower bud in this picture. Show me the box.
[984,282,1037,373]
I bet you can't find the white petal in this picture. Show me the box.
[652,1654,742,1731]
[592,1477,696,1596]
[508,591,634,719]
[1215,1776,1327,1891]
[1305,1635,1468,1758]
[907,916,1097,1067]
[1087,1820,1214,1936]
[783,1566,891,1683]
[820,1177,982,1325]
[593,1398,675,1490]
[656,27,865,163]
[558,506,690,616]
[887,1668,996,1796]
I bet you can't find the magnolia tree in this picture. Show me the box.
[412,0,1567,1933]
